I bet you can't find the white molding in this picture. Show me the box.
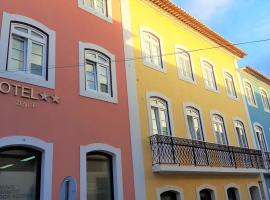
[209,110,230,145]
[80,143,123,200]
[153,164,266,174]
[79,41,118,103]
[174,44,196,85]
[222,69,240,101]
[182,102,208,142]
[156,185,184,200]
[0,12,56,89]
[0,136,53,200]
[200,57,220,94]
[224,183,241,200]
[196,184,217,200]
[120,0,147,199]
[146,92,175,136]
[77,0,113,23]
[139,26,167,73]
[242,79,258,108]
[247,183,262,200]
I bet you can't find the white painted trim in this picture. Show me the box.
[0,136,53,200]
[0,12,56,89]
[200,57,220,94]
[259,87,270,113]
[183,102,208,142]
[80,143,123,200]
[232,116,250,148]
[156,185,184,200]
[146,92,175,136]
[209,110,230,145]
[260,173,270,200]
[242,79,258,108]
[253,122,269,151]
[247,183,263,200]
[153,164,266,174]
[174,44,196,85]
[120,0,147,199]
[139,26,167,73]
[77,0,113,23]
[196,184,217,200]
[79,41,118,103]
[224,184,242,200]
[222,69,240,101]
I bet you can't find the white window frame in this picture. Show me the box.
[196,185,217,200]
[79,41,118,103]
[78,0,113,23]
[0,136,53,200]
[146,92,174,136]
[140,26,166,73]
[259,88,270,112]
[201,58,218,93]
[211,113,228,145]
[0,12,56,89]
[243,80,257,107]
[80,143,123,200]
[175,45,196,84]
[224,184,241,200]
[223,71,238,100]
[233,119,249,148]
[156,185,184,200]
[183,103,206,141]
[253,123,268,151]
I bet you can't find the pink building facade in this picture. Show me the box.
[0,1,135,199]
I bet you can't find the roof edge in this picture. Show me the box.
[242,66,270,85]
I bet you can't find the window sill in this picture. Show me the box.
[178,76,196,85]
[204,86,220,94]
[142,60,166,73]
[80,89,118,104]
[247,102,258,108]
[227,95,239,102]
[0,71,54,89]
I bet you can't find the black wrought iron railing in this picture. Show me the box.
[150,134,267,170]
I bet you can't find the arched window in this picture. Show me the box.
[0,147,42,199]
[244,81,256,106]
[260,89,270,111]
[227,187,240,200]
[224,72,237,98]
[202,61,217,91]
[249,186,262,200]
[212,114,228,145]
[142,31,162,68]
[150,97,170,135]
[87,152,114,200]
[254,125,267,151]
[186,106,204,141]
[160,191,178,200]
[199,189,215,200]
[176,48,194,81]
[84,50,111,95]
[83,0,107,16]
[234,120,248,148]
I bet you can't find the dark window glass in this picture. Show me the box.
[160,191,177,200]
[227,188,237,200]
[87,152,113,200]
[0,147,41,200]
[200,189,213,200]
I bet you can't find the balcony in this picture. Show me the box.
[150,134,269,174]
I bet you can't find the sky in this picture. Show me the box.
[172,0,270,77]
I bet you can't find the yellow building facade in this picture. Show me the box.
[121,0,265,199]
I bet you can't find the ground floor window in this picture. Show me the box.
[0,147,41,200]
[249,186,261,200]
[200,189,214,200]
[160,191,178,200]
[227,187,240,200]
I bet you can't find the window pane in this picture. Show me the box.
[151,108,159,135]
[98,66,109,93]
[160,110,169,135]
[96,0,105,14]
[85,62,97,91]
[31,31,44,39]
[87,153,113,200]
[8,37,25,72]
[31,43,43,76]
[0,148,41,200]
[84,0,94,8]
[14,26,28,34]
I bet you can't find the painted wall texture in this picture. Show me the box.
[0,1,135,200]
[125,0,263,199]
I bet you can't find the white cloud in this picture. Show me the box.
[183,0,233,23]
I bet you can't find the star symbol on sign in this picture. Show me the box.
[51,94,60,104]
[39,92,49,102]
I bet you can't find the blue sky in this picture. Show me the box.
[172,0,270,76]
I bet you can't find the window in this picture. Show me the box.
[83,0,107,16]
[141,31,163,70]
[79,42,117,103]
[202,61,217,91]
[186,106,204,141]
[199,189,215,200]
[212,114,228,145]
[226,187,240,200]
[234,120,248,148]
[160,191,178,200]
[224,72,237,98]
[260,89,270,111]
[255,125,267,151]
[150,97,170,135]
[249,186,262,200]
[0,12,56,88]
[87,152,113,200]
[176,48,194,82]
[0,147,41,200]
[244,81,256,106]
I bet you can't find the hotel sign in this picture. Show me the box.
[0,81,60,108]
